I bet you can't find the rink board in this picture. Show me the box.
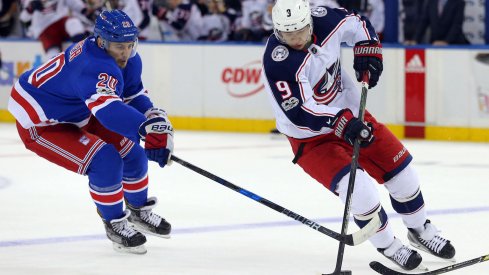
[0,40,489,140]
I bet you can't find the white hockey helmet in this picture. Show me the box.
[272,0,312,44]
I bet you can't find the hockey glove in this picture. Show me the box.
[353,40,383,88]
[333,109,374,148]
[138,117,174,168]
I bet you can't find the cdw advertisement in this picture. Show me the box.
[202,46,273,119]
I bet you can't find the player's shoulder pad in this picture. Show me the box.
[262,35,307,82]
[311,7,352,42]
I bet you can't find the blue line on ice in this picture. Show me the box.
[1,206,488,247]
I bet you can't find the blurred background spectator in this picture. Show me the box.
[0,0,18,37]
[19,0,89,57]
[233,0,270,42]
[200,0,231,41]
[309,0,340,9]
[337,0,384,41]
[153,0,204,41]
[401,0,426,42]
[405,0,469,45]
[0,0,485,47]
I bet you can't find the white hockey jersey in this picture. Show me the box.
[261,7,378,140]
[20,0,85,38]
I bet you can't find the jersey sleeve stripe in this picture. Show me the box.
[320,17,348,46]
[300,105,336,117]
[361,19,371,40]
[86,94,122,115]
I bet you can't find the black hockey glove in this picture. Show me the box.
[353,40,383,88]
[333,109,374,148]
[27,0,44,13]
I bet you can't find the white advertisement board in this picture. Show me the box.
[1,40,489,134]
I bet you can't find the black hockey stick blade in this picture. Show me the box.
[171,155,381,246]
[369,254,489,275]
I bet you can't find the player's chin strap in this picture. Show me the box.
[170,154,380,246]
[324,71,371,275]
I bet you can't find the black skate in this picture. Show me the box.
[127,197,171,238]
[378,238,423,271]
[408,219,456,260]
[103,210,147,254]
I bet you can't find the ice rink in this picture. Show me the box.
[0,122,488,275]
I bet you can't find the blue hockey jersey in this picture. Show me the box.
[8,37,154,140]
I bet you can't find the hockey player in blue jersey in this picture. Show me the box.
[262,0,456,271]
[8,10,172,254]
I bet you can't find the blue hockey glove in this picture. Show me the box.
[333,109,374,148]
[138,116,174,168]
[353,40,383,88]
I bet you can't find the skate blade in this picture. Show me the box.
[129,224,171,239]
[416,263,429,271]
[112,243,147,255]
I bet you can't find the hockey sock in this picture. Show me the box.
[122,174,149,208]
[89,182,124,221]
[87,144,125,221]
[122,145,149,208]
[389,188,426,228]
[354,206,395,248]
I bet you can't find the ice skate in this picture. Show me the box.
[103,210,147,254]
[378,238,424,271]
[127,197,171,238]
[408,219,456,261]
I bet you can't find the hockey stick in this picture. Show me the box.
[369,254,489,275]
[170,155,380,246]
[324,72,370,275]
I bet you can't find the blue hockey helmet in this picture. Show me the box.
[94,10,139,50]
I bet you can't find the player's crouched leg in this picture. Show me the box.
[122,145,172,238]
[87,144,147,254]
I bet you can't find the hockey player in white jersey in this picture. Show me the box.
[262,0,455,271]
[19,0,88,58]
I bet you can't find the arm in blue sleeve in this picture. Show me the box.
[95,101,147,141]
[127,93,154,115]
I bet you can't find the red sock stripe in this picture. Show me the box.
[90,186,124,205]
[123,175,149,193]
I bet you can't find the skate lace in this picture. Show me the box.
[392,246,414,266]
[419,235,447,253]
[141,210,162,227]
[113,220,137,238]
